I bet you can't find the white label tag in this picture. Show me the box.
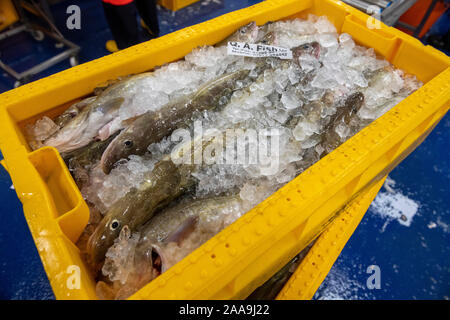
[227,41,293,59]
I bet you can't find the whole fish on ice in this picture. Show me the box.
[44,73,154,153]
[98,194,243,299]
[87,131,221,263]
[100,69,252,174]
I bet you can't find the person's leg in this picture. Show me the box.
[135,0,160,36]
[102,2,139,50]
[102,2,129,50]
[115,2,140,48]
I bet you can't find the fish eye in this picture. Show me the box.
[240,29,246,34]
[110,219,120,231]
[124,140,133,148]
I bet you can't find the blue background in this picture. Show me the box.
[0,0,448,299]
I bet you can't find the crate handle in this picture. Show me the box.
[343,13,401,61]
[27,147,89,243]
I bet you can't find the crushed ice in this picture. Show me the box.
[26,16,423,298]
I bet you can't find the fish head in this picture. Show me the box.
[234,21,259,43]
[88,185,143,263]
[342,92,365,124]
[87,213,126,264]
[44,97,124,153]
[100,125,141,174]
[348,92,365,113]
[43,111,90,153]
[293,42,321,59]
[54,106,80,128]
[258,31,277,46]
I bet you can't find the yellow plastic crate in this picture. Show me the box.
[158,0,200,11]
[0,0,19,31]
[0,0,448,300]
[277,176,387,300]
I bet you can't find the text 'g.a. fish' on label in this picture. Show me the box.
[227,41,293,59]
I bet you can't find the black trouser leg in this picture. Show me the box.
[135,0,160,36]
[102,2,140,50]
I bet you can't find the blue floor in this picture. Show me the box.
[0,0,448,300]
[314,114,450,300]
[0,0,260,90]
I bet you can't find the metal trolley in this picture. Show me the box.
[342,0,418,26]
[0,0,80,87]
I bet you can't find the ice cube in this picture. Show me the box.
[281,87,302,110]
[314,16,337,34]
[28,116,59,143]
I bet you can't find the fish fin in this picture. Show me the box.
[163,215,199,245]
[120,115,142,127]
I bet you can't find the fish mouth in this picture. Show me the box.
[100,135,120,174]
[86,230,100,264]
[311,42,321,59]
[87,223,109,264]
[151,244,167,274]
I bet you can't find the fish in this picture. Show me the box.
[100,41,321,175]
[44,97,124,153]
[289,91,363,172]
[44,73,154,153]
[246,241,315,300]
[96,225,155,300]
[217,21,260,46]
[293,41,321,61]
[54,96,97,128]
[88,41,352,263]
[93,76,132,96]
[97,194,243,299]
[319,92,365,156]
[256,29,277,46]
[246,256,300,300]
[87,158,195,263]
[100,69,252,174]
[62,133,119,170]
[257,21,275,35]
[87,130,220,263]
[136,194,243,273]
[62,132,119,189]
[249,22,279,46]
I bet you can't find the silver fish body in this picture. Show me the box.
[100,69,251,174]
[87,131,218,263]
[217,21,260,46]
[54,96,97,128]
[87,158,195,264]
[98,194,243,299]
[320,92,365,156]
[44,73,153,153]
